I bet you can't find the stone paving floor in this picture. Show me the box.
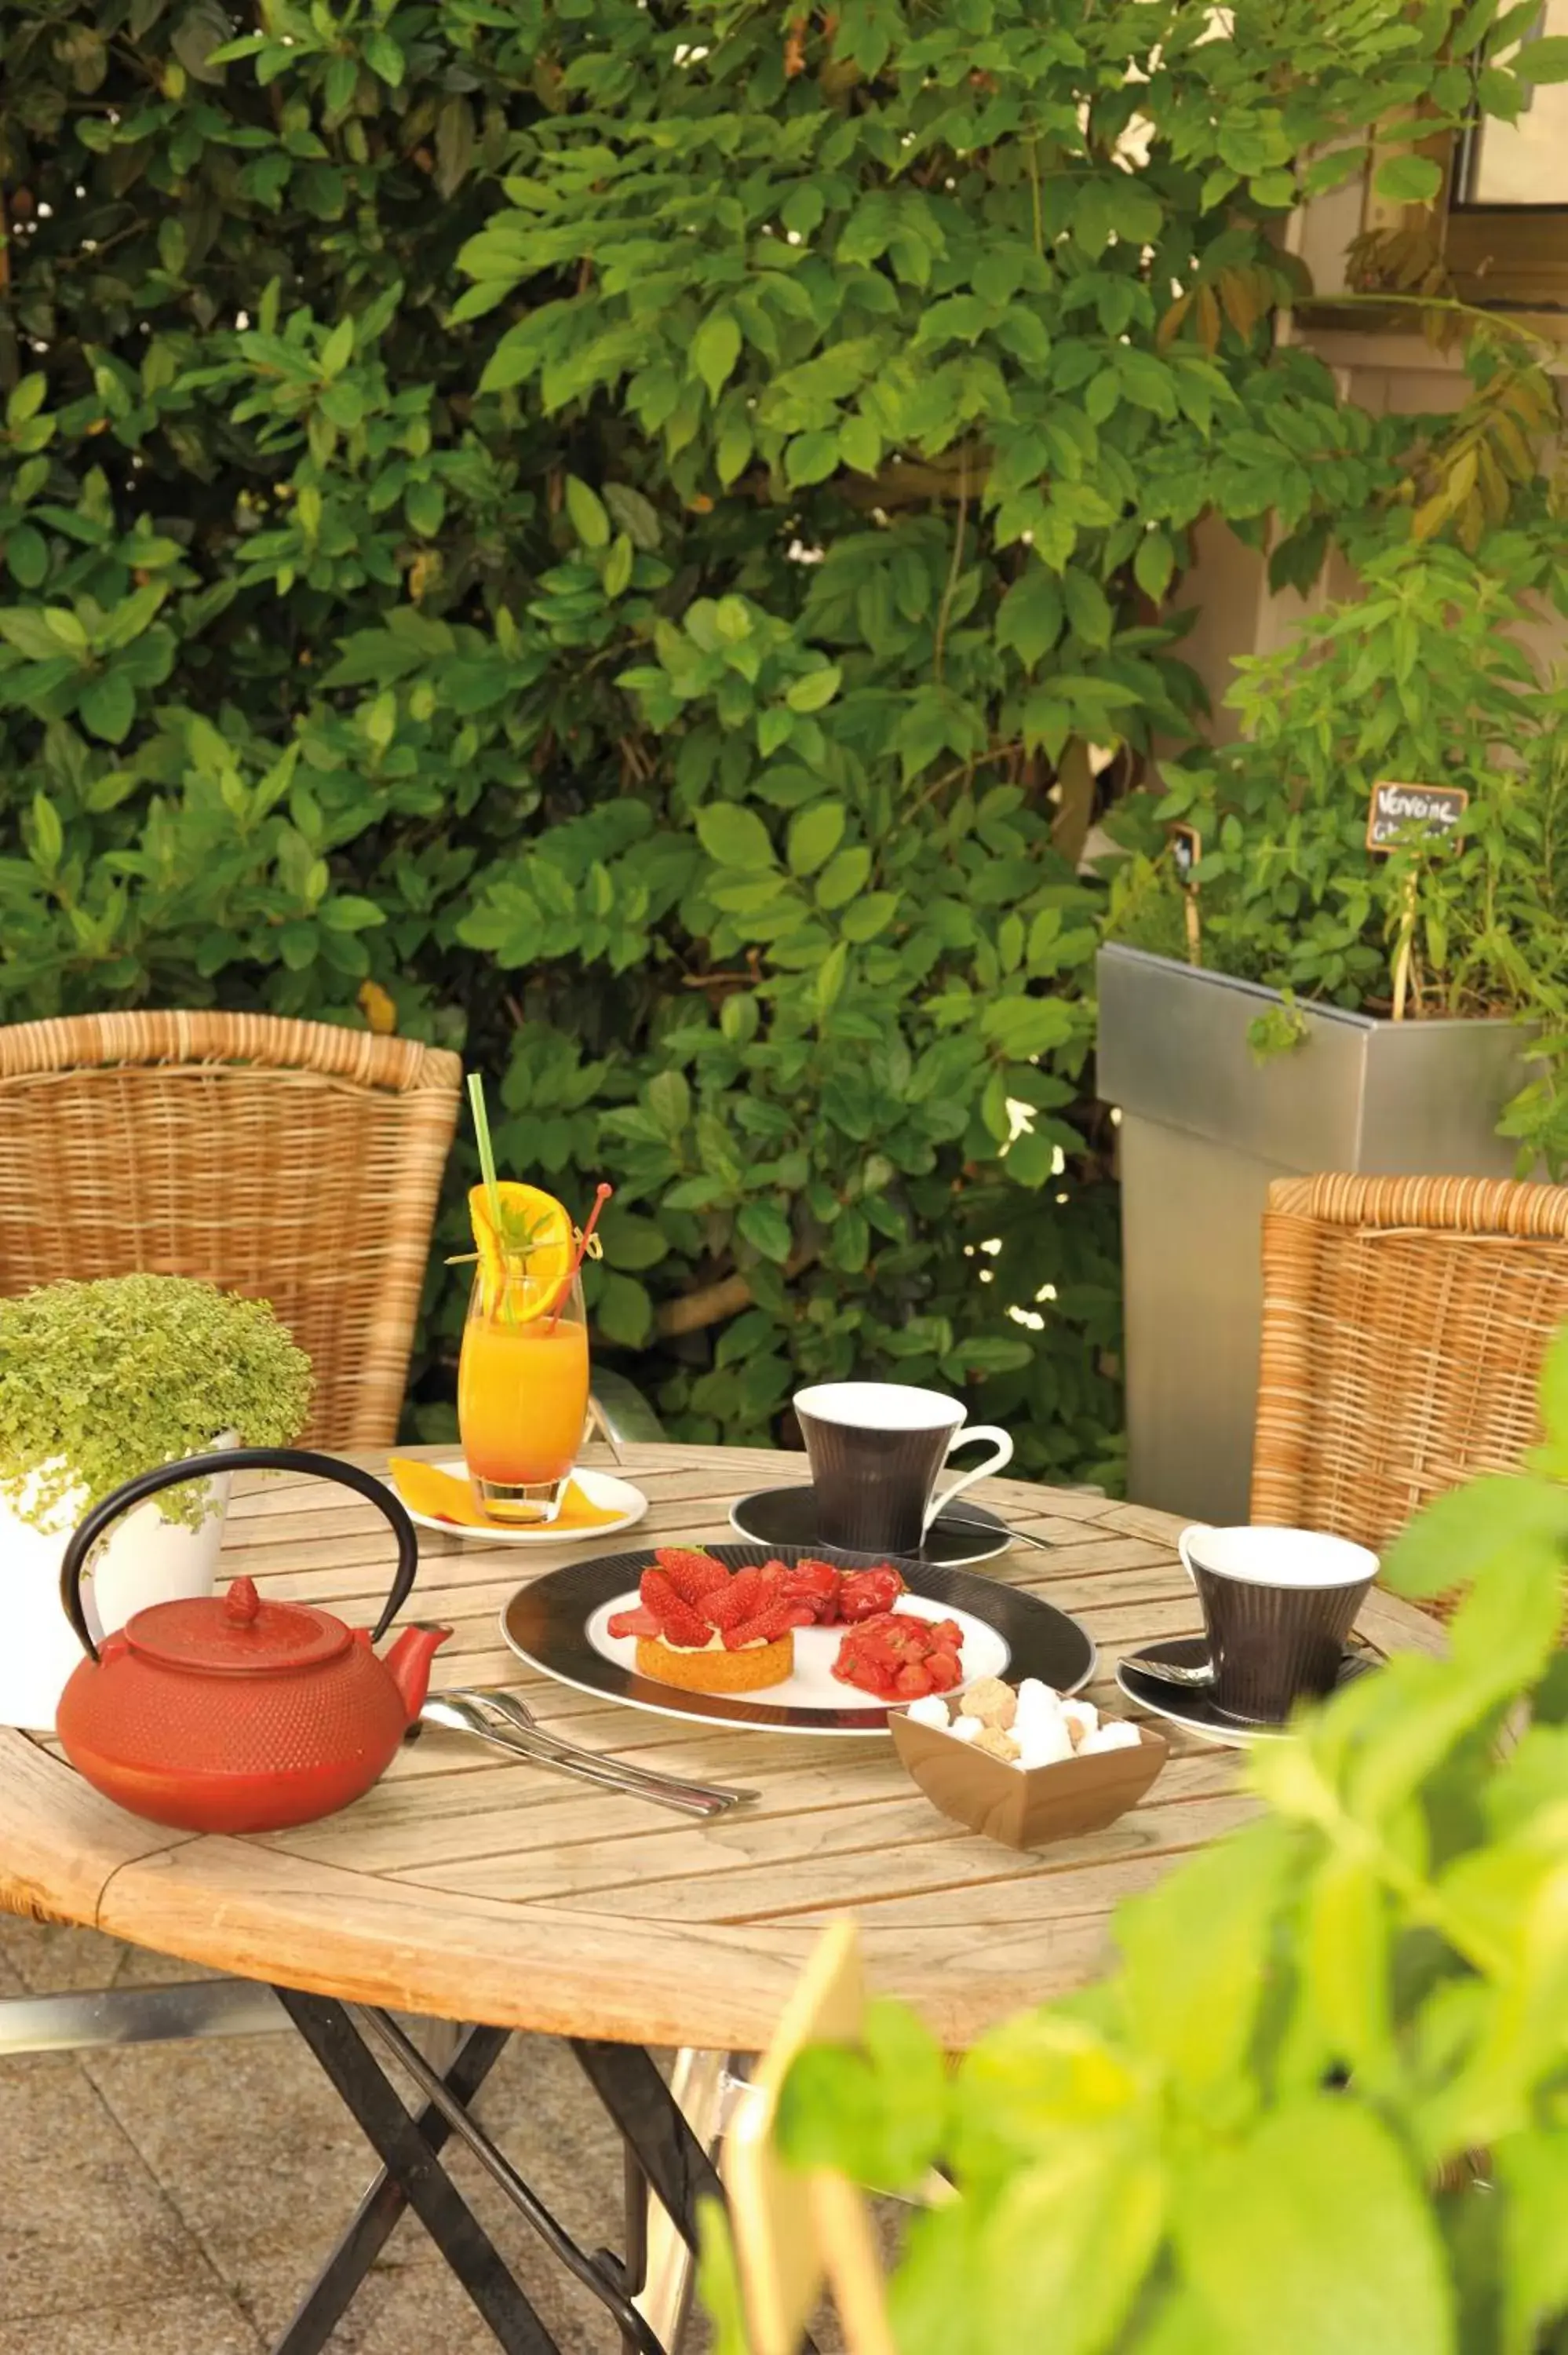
[0,1912,712,2355]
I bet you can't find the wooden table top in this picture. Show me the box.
[0,1444,1443,2051]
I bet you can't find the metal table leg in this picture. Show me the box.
[274,2020,510,2355]
[275,1990,563,2355]
[271,1991,729,2355]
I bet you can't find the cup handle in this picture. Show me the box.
[924,1426,1013,1535]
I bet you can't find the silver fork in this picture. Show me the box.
[429,1689,757,1818]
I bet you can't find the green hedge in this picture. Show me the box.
[0,1,1541,1476]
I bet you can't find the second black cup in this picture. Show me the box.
[792,1382,1012,1555]
[1140,1524,1378,1725]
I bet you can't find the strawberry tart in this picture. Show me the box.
[606,1546,939,1696]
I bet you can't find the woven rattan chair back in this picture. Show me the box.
[0,1012,461,1449]
[1251,1173,1568,1557]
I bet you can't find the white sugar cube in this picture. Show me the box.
[1060,1698,1099,1750]
[1015,1714,1074,1769]
[1014,1678,1061,1717]
[1081,1720,1142,1755]
[950,1714,985,1744]
[903,1695,951,1730]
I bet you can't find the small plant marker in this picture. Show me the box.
[722,1919,897,2355]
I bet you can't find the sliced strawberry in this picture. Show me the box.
[638,1568,711,1648]
[726,1601,795,1651]
[775,1557,842,1623]
[925,1648,963,1692]
[838,1567,906,1623]
[655,1546,730,1605]
[894,1661,935,1697]
[607,1605,660,1640]
[706,1566,765,1630]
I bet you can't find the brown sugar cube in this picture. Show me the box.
[961,1676,1017,1731]
[972,1725,1019,1763]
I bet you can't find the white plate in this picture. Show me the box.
[583,1590,1009,1716]
[395,1461,648,1546]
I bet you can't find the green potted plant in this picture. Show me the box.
[0,1273,312,1732]
[702,1330,1568,2354]
[1098,533,1568,1520]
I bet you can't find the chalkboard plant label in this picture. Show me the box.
[1366,780,1469,853]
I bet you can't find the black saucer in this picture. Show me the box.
[728,1484,1011,1568]
[1116,1635,1380,1747]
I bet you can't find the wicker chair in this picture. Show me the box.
[0,1010,461,1448]
[1250,1173,1568,1556]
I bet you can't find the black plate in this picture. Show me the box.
[1116,1636,1380,1747]
[728,1484,1011,1568]
[501,1542,1095,1736]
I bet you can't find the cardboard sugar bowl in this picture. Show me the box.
[890,1674,1167,1850]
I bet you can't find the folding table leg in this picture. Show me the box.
[273,1989,562,2355]
[273,2020,510,2355]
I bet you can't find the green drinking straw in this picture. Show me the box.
[466,1070,509,1272]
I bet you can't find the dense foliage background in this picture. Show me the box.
[2,0,1558,1471]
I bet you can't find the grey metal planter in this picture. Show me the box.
[1096,944,1537,1524]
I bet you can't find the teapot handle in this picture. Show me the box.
[60,1448,420,1664]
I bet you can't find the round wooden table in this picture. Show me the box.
[0,1442,1446,2354]
[0,1441,1443,2049]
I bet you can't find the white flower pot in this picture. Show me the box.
[0,1444,234,1733]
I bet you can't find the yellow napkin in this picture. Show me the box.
[388,1457,626,1532]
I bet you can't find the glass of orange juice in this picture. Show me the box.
[458,1266,589,1525]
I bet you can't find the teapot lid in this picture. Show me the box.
[124,1576,351,1675]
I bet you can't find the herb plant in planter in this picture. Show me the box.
[0,1274,312,1732]
[704,1329,1568,2355]
[1099,535,1568,1520]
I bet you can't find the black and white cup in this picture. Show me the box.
[1141,1524,1378,1725]
[792,1382,1013,1556]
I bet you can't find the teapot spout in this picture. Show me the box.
[383,1623,451,1723]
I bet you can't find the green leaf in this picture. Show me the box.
[362,26,405,84]
[646,1069,691,1136]
[997,568,1064,669]
[787,801,846,876]
[1516,34,1568,79]
[839,891,899,942]
[697,803,775,870]
[816,845,871,908]
[1176,2099,1453,2355]
[0,608,78,662]
[1373,154,1443,204]
[1063,568,1113,650]
[785,431,841,487]
[319,317,355,379]
[565,476,611,549]
[600,1210,669,1272]
[692,313,742,401]
[5,525,48,590]
[595,1269,654,1348]
[603,532,635,598]
[30,792,64,870]
[785,665,842,714]
[1134,528,1175,601]
[816,938,848,1019]
[77,669,137,745]
[6,374,49,429]
[737,1199,793,1264]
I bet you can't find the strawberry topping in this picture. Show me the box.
[611,1554,957,1693]
[654,1546,731,1605]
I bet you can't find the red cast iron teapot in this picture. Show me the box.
[55,1448,450,1835]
